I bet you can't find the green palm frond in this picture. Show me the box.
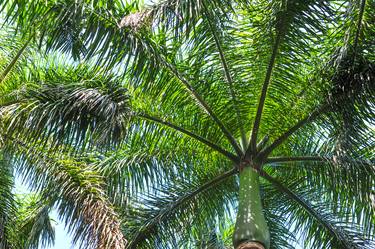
[1,60,131,151]
[264,136,375,241]
[261,171,368,249]
[97,118,237,202]
[194,230,228,249]
[12,194,55,249]
[0,0,374,248]
[5,139,126,249]
[263,209,296,249]
[123,168,237,249]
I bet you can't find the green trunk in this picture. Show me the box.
[233,167,270,249]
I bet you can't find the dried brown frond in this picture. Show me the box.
[52,161,127,249]
[118,11,151,30]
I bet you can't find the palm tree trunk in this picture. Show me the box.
[233,167,270,249]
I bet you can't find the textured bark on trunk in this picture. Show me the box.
[233,167,270,249]
[237,241,265,249]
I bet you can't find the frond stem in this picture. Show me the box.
[266,156,324,164]
[353,0,366,60]
[0,35,32,84]
[202,2,247,147]
[247,30,283,157]
[138,113,239,163]
[266,156,373,167]
[131,31,243,156]
[91,8,244,156]
[258,104,328,159]
[159,57,243,157]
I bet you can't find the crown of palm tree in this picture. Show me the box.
[0,0,374,249]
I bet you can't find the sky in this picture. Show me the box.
[49,210,77,249]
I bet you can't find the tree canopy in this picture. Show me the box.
[0,0,374,248]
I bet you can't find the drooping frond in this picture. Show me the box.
[261,171,375,249]
[123,168,237,248]
[0,0,374,248]
[10,194,55,249]
[5,139,126,249]
[263,126,375,242]
[0,60,131,152]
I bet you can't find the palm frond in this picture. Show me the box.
[5,139,126,249]
[0,35,32,84]
[263,209,296,249]
[123,168,237,248]
[1,60,131,151]
[261,171,374,249]
[263,127,375,239]
[200,1,247,146]
[13,195,55,249]
[259,51,375,160]
[0,0,374,248]
[94,110,239,205]
[138,113,238,162]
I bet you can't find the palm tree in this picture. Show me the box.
[0,0,374,248]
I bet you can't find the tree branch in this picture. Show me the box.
[128,168,237,248]
[138,113,239,163]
